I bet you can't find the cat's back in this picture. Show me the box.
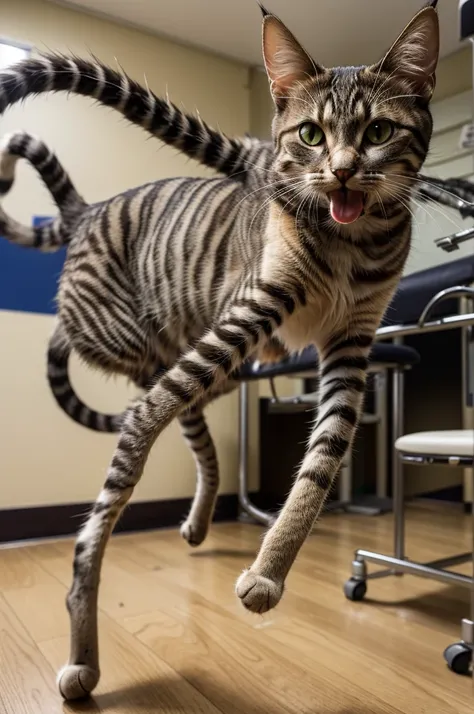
[65,173,250,266]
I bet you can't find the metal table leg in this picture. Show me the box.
[344,362,407,599]
[346,368,393,515]
[392,365,405,561]
[237,381,275,527]
[376,371,388,500]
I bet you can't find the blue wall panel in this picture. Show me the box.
[0,217,66,315]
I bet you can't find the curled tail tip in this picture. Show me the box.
[0,134,20,192]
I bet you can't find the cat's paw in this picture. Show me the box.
[180,519,208,547]
[57,664,99,700]
[235,569,283,613]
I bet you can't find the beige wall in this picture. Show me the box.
[1,1,470,511]
[249,68,273,141]
[0,0,254,509]
[434,46,472,101]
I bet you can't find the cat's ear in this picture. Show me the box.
[371,5,439,100]
[260,8,321,107]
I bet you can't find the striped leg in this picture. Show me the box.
[179,405,219,547]
[236,331,374,613]
[57,289,290,700]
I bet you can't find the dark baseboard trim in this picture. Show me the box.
[0,494,239,544]
[420,485,464,503]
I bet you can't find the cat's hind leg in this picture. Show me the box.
[179,405,219,547]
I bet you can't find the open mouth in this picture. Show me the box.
[329,188,366,225]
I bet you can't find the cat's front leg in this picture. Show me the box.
[236,329,374,613]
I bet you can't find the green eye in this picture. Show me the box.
[299,122,325,146]
[365,120,394,145]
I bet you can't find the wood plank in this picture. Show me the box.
[39,614,227,714]
[126,547,471,713]
[123,598,396,714]
[2,504,472,713]
[0,546,53,591]
[0,594,59,714]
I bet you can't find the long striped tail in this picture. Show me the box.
[0,132,117,430]
[0,131,87,251]
[0,54,273,181]
[47,327,124,433]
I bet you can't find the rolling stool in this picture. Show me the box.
[346,430,473,676]
[397,431,473,676]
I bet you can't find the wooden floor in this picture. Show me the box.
[0,502,472,713]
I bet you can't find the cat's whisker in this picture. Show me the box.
[244,179,310,253]
[413,197,466,232]
[295,80,321,114]
[385,180,463,233]
[233,177,306,268]
[388,192,421,231]
[391,173,474,207]
[384,176,465,224]
[373,189,389,233]
[294,188,311,230]
[277,185,310,238]
[276,94,317,111]
[369,66,403,106]
[232,176,300,212]
[366,58,389,105]
[374,93,423,107]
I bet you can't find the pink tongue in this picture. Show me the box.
[329,189,364,224]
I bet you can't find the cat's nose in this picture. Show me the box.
[332,168,356,184]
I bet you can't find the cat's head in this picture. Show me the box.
[261,3,439,231]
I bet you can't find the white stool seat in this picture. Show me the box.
[395,430,474,457]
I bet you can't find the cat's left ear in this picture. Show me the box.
[260,8,322,108]
[370,5,439,100]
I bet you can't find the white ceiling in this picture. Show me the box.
[53,0,463,68]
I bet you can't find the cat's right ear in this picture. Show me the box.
[261,10,321,108]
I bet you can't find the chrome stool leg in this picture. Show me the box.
[443,487,474,677]
[345,363,407,598]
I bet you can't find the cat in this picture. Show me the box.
[0,3,439,700]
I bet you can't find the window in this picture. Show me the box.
[0,39,30,70]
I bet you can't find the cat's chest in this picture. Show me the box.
[263,210,360,350]
[276,282,355,351]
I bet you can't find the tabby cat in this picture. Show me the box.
[0,3,440,700]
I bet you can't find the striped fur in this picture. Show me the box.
[0,131,86,250]
[0,53,271,181]
[0,4,440,701]
[1,131,468,440]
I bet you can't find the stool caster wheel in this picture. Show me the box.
[443,642,472,676]
[343,578,367,602]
